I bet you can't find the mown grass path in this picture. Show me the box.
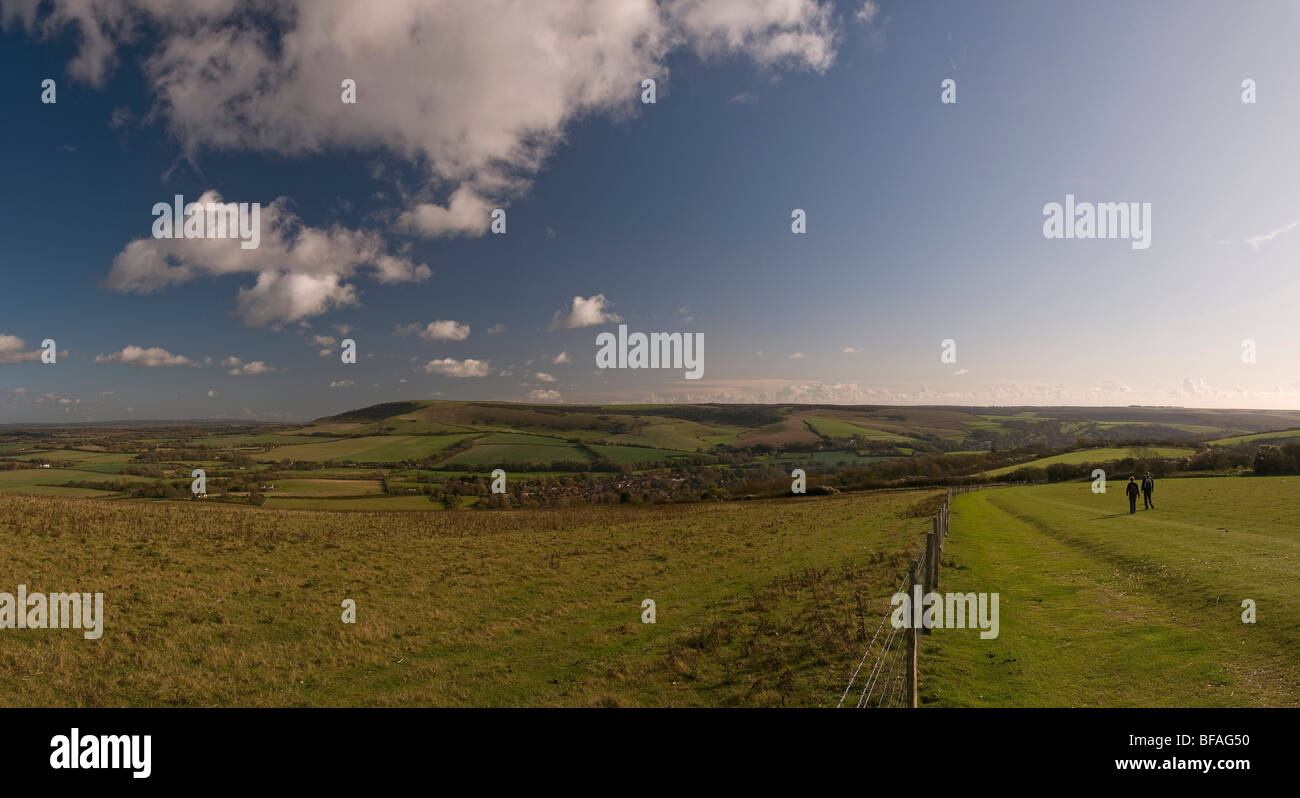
[924,477,1300,706]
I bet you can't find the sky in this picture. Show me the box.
[3,0,1300,423]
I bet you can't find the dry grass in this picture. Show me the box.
[0,489,941,707]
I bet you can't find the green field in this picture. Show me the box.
[604,420,739,450]
[264,434,472,463]
[805,416,911,441]
[196,433,341,448]
[925,478,1300,707]
[1206,428,1300,446]
[270,479,384,497]
[587,443,689,465]
[981,446,1194,477]
[439,441,592,468]
[0,468,155,496]
[472,432,571,446]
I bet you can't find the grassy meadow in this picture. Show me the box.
[980,446,1195,477]
[0,488,941,707]
[924,477,1300,707]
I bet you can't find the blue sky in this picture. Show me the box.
[3,0,1300,422]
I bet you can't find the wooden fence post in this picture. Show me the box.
[905,560,918,708]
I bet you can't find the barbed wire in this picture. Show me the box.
[837,485,1002,708]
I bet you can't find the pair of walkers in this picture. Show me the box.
[1125,472,1154,514]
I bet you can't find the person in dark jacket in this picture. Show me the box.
[1125,476,1140,514]
[1141,471,1154,509]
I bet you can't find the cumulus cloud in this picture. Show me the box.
[309,334,337,357]
[486,324,506,335]
[397,320,471,341]
[103,190,428,327]
[527,389,562,402]
[94,345,193,367]
[553,351,571,364]
[396,186,496,239]
[535,372,558,383]
[550,294,622,330]
[422,358,491,377]
[0,334,45,364]
[5,0,842,239]
[329,379,354,388]
[671,0,837,71]
[223,356,276,375]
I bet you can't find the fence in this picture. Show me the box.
[836,483,999,708]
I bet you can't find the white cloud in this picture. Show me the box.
[224,357,276,375]
[396,186,495,238]
[553,351,571,364]
[329,379,354,388]
[422,358,491,377]
[310,334,338,357]
[35,392,80,407]
[789,352,805,359]
[103,190,428,327]
[535,372,558,383]
[550,294,621,330]
[528,389,562,402]
[0,334,44,364]
[94,345,194,367]
[841,347,857,353]
[855,1,879,25]
[671,0,837,72]
[397,320,471,341]
[486,324,506,335]
[7,1,842,240]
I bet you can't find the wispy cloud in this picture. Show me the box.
[1246,220,1299,250]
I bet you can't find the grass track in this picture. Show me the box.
[925,478,1300,706]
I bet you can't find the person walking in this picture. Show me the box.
[1125,476,1140,514]
[1141,471,1154,509]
